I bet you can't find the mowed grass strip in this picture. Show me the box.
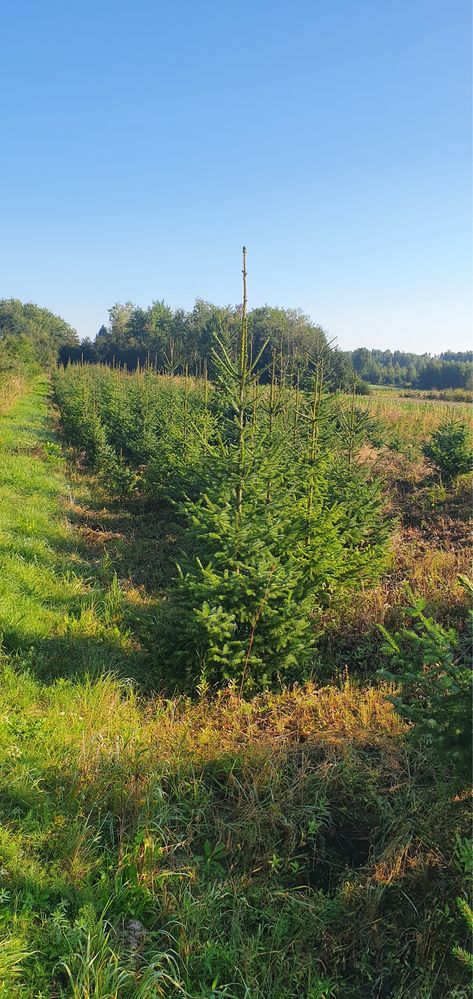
[0,376,133,680]
[0,378,71,640]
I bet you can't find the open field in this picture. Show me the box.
[341,388,472,456]
[0,370,471,998]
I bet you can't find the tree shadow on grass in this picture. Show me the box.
[0,473,179,691]
[65,477,180,593]
[1,627,155,688]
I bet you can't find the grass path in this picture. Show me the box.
[0,377,74,646]
[0,376,138,682]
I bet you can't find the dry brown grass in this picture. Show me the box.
[0,373,26,415]
[41,677,405,776]
[352,389,473,452]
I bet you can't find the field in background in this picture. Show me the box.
[0,371,470,998]
[345,387,472,454]
[315,387,472,674]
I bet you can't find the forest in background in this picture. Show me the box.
[349,346,473,391]
[1,297,470,393]
[0,298,77,369]
[67,299,472,391]
[68,300,473,391]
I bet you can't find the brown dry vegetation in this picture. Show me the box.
[0,372,26,415]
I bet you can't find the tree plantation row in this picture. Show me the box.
[53,353,471,703]
[1,296,472,393]
[54,343,392,691]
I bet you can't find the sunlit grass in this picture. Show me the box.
[0,378,139,679]
[0,376,470,997]
[347,389,473,455]
[0,656,469,997]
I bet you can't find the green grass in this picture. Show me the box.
[0,379,78,645]
[0,377,149,684]
[0,659,471,998]
[0,377,470,998]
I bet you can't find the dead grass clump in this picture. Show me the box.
[0,373,26,415]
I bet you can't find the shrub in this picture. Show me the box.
[379,580,472,779]
[422,420,473,481]
[354,378,371,395]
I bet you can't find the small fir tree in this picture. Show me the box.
[422,420,473,481]
[156,249,389,691]
[379,580,472,780]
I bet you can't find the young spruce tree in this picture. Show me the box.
[156,249,390,692]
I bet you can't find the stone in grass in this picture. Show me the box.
[124,918,147,952]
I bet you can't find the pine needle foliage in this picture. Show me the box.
[379,579,473,779]
[422,419,473,481]
[156,249,390,691]
[54,252,391,691]
[452,898,473,971]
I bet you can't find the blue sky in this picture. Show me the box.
[0,0,471,351]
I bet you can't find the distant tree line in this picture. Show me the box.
[0,299,78,370]
[59,299,354,390]
[345,347,473,391]
[1,295,471,392]
[59,300,472,392]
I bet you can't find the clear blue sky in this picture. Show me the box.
[1,0,471,352]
